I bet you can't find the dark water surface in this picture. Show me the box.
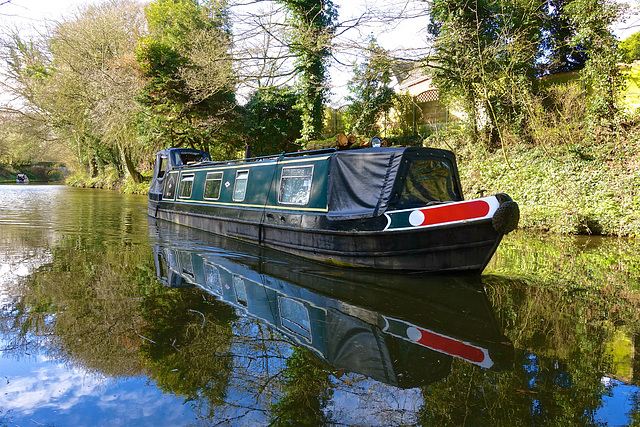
[2,185,640,426]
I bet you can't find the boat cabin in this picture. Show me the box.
[148,146,465,220]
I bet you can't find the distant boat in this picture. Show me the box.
[16,174,28,184]
[148,146,519,274]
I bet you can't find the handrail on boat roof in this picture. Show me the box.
[175,147,338,169]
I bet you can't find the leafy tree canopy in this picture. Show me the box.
[135,0,239,157]
[620,30,640,63]
[344,39,396,137]
[243,86,303,157]
[277,0,338,143]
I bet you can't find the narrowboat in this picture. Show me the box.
[151,219,514,387]
[148,146,519,273]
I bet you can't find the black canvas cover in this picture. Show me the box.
[327,148,404,220]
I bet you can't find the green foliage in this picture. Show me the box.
[343,40,396,136]
[620,30,640,63]
[277,0,337,143]
[243,86,303,156]
[136,0,240,156]
[1,0,152,181]
[428,0,626,143]
[539,0,589,74]
[0,112,55,165]
[269,347,334,426]
[565,0,627,122]
[427,0,544,144]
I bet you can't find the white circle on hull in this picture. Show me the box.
[409,210,425,227]
[407,326,422,342]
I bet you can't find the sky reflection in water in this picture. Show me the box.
[0,351,200,426]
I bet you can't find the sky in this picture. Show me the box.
[0,0,431,103]
[1,0,639,103]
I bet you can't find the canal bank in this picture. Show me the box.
[62,122,640,238]
[432,135,640,238]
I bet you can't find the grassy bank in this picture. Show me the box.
[67,168,151,195]
[428,123,640,237]
[64,119,640,237]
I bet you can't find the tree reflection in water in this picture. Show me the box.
[3,220,640,425]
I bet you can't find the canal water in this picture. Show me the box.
[1,185,640,426]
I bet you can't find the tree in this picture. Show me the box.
[1,0,148,180]
[427,0,544,145]
[243,86,303,157]
[277,0,337,144]
[343,39,396,137]
[0,111,57,165]
[135,0,240,159]
[427,0,626,144]
[565,0,627,122]
[620,30,640,63]
[538,0,589,75]
[48,0,147,182]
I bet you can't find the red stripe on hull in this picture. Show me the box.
[414,200,491,227]
[415,328,486,363]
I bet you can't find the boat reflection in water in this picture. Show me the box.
[150,219,514,389]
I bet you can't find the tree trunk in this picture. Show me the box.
[120,144,144,184]
[89,157,98,178]
[485,100,501,148]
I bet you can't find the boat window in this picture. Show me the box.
[233,275,248,307]
[279,297,311,341]
[174,151,211,166]
[397,159,460,207]
[178,251,194,281]
[233,170,249,202]
[179,174,195,199]
[279,165,313,205]
[157,156,166,179]
[204,171,224,200]
[204,262,222,296]
[162,172,178,200]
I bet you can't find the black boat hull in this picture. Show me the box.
[149,200,502,273]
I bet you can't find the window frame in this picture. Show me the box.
[278,296,312,341]
[203,171,224,200]
[157,156,167,179]
[232,275,248,307]
[278,165,314,206]
[232,169,250,202]
[204,262,222,296]
[162,171,179,200]
[178,174,195,199]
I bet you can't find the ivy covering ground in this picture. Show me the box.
[429,124,640,237]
